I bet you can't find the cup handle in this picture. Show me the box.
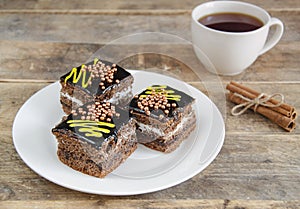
[259,17,284,55]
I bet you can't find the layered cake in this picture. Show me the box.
[52,101,137,178]
[60,58,133,114]
[129,85,196,153]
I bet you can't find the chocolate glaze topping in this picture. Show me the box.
[129,85,195,121]
[60,58,131,95]
[52,101,131,149]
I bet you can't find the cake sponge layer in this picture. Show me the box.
[52,101,137,178]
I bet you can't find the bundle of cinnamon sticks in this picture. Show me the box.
[226,81,297,132]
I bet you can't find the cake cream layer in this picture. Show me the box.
[137,109,196,141]
[129,85,196,152]
[107,84,132,104]
[142,111,196,153]
[60,92,84,107]
[60,83,133,110]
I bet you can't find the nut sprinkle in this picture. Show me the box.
[65,58,120,91]
[89,58,118,89]
[71,101,120,122]
[134,86,178,116]
[65,58,120,90]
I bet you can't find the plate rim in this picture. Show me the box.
[12,70,225,195]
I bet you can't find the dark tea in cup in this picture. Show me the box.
[198,12,264,33]
[191,1,284,75]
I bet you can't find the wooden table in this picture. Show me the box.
[1,0,299,208]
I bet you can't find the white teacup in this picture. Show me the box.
[191,1,284,75]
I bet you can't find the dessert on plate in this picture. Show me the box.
[129,85,196,153]
[52,101,137,178]
[59,58,133,114]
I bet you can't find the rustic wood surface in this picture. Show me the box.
[1,0,300,208]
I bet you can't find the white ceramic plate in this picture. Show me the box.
[13,70,225,195]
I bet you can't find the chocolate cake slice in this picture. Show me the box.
[60,58,133,114]
[129,85,196,153]
[52,101,137,178]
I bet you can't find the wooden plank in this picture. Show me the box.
[0,41,100,81]
[0,0,299,11]
[0,83,48,138]
[1,200,300,209]
[0,11,299,43]
[1,82,299,135]
[1,134,299,200]
[0,82,299,135]
[0,41,300,82]
[227,200,300,209]
[0,82,299,201]
[1,0,299,206]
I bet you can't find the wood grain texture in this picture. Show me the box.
[1,200,300,209]
[0,11,299,43]
[1,0,299,11]
[0,83,299,203]
[1,133,300,200]
[2,82,298,137]
[0,41,300,82]
[1,75,299,136]
[0,0,299,207]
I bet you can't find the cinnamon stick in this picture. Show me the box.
[228,92,296,132]
[226,81,297,132]
[227,81,296,118]
[291,110,298,120]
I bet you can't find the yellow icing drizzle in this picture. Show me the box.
[64,65,91,88]
[68,120,115,128]
[146,85,167,90]
[93,58,99,64]
[141,85,181,101]
[165,95,181,101]
[145,90,175,94]
[67,120,115,137]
